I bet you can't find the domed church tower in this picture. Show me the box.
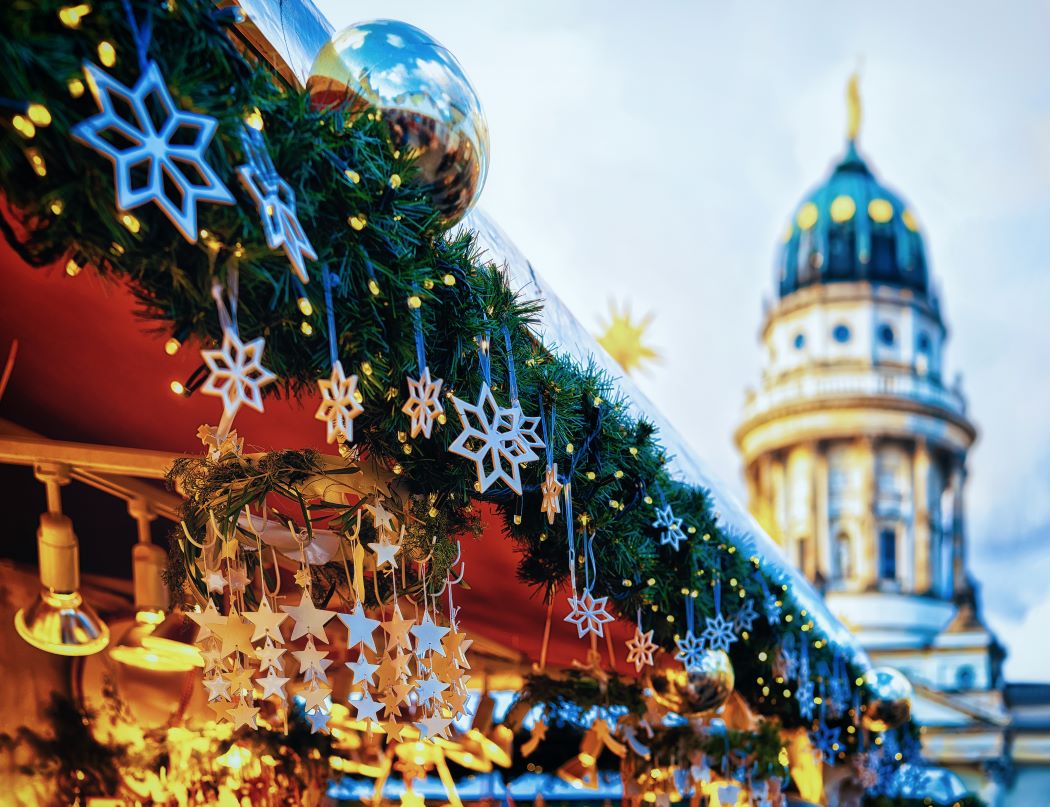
[736,78,1019,796]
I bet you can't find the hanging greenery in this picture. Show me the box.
[0,0,884,752]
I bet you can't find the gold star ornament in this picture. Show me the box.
[596,300,660,376]
[540,463,564,525]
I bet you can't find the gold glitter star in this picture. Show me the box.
[541,463,564,524]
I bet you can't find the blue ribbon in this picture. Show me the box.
[502,325,519,404]
[322,267,338,368]
[478,331,492,387]
[119,0,153,73]
[411,289,426,376]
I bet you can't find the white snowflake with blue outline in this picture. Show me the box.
[796,679,816,719]
[701,612,737,653]
[651,505,686,550]
[811,721,841,765]
[732,598,759,633]
[674,630,706,669]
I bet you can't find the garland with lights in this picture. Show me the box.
[0,0,911,786]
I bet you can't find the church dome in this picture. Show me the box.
[777,139,929,299]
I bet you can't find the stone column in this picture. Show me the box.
[771,454,787,546]
[950,458,969,598]
[858,436,878,589]
[913,438,931,594]
[813,442,830,581]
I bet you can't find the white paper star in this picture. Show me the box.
[280,590,336,643]
[626,626,658,672]
[565,590,615,638]
[346,651,380,686]
[652,505,686,551]
[201,329,277,419]
[306,708,331,734]
[237,133,317,283]
[402,367,444,439]
[540,463,564,525]
[369,538,401,569]
[702,612,738,653]
[314,360,364,444]
[350,692,383,723]
[411,612,450,657]
[70,61,234,243]
[448,383,539,495]
[415,673,450,705]
[339,602,381,652]
[256,668,289,700]
[416,712,453,739]
[203,673,231,702]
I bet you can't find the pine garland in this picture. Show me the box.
[0,0,878,748]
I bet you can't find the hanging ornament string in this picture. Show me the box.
[564,484,577,596]
[412,290,427,378]
[322,267,338,369]
[502,325,519,405]
[478,330,492,387]
[119,0,153,71]
[540,397,555,472]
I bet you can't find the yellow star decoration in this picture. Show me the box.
[596,300,660,375]
[540,462,564,525]
[401,367,444,438]
[314,360,364,444]
[280,590,336,643]
[625,625,658,672]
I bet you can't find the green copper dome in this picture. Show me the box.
[778,140,928,299]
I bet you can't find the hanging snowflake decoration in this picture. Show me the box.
[674,630,706,670]
[448,383,539,495]
[315,360,364,444]
[701,611,738,654]
[564,590,614,638]
[237,127,317,282]
[810,721,841,765]
[651,505,686,550]
[732,598,759,633]
[540,462,564,524]
[200,330,277,418]
[625,626,658,672]
[71,62,234,243]
[401,367,444,439]
[796,678,816,719]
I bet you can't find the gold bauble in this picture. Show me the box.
[307,19,489,227]
[861,666,913,732]
[647,651,735,718]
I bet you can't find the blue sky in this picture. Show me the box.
[314,1,1050,680]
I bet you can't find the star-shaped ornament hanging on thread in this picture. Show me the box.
[732,598,759,634]
[626,626,658,672]
[565,590,614,639]
[201,330,277,419]
[449,383,539,495]
[674,630,706,670]
[237,127,317,283]
[71,62,234,243]
[652,505,686,551]
[315,360,364,444]
[701,611,738,654]
[541,463,564,525]
[402,368,444,439]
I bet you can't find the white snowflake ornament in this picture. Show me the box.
[626,626,658,672]
[565,590,614,638]
[448,383,539,495]
[401,367,444,439]
[238,141,317,283]
[315,360,364,444]
[652,505,686,551]
[71,62,234,242]
[200,330,277,419]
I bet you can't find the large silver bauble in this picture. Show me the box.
[307,19,489,227]
[861,666,913,732]
[648,650,735,718]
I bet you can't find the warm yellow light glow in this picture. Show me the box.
[65,258,82,277]
[344,168,360,184]
[26,104,52,127]
[443,273,456,286]
[12,115,35,139]
[216,743,253,770]
[50,199,65,215]
[300,321,313,336]
[830,194,856,223]
[796,202,818,230]
[368,279,380,296]
[59,4,91,27]
[170,380,185,395]
[348,214,367,231]
[68,77,86,98]
[297,297,313,316]
[164,337,181,355]
[110,610,202,672]
[407,295,422,309]
[868,198,893,223]
[98,40,117,67]
[27,150,47,176]
[902,208,920,231]
[121,213,141,233]
[846,72,862,141]
[245,108,264,131]
[389,174,402,189]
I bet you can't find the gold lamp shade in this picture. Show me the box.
[14,512,109,656]
[110,543,201,672]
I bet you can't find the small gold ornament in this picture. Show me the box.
[647,650,735,718]
[540,463,564,524]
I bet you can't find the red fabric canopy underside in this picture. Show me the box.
[0,236,634,673]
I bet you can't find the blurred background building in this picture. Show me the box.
[735,81,1050,805]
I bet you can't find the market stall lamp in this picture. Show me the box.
[15,511,109,656]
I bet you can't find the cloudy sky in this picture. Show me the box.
[314,0,1050,681]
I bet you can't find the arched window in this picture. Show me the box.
[878,323,895,347]
[832,323,851,344]
[834,531,852,580]
[878,527,897,581]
